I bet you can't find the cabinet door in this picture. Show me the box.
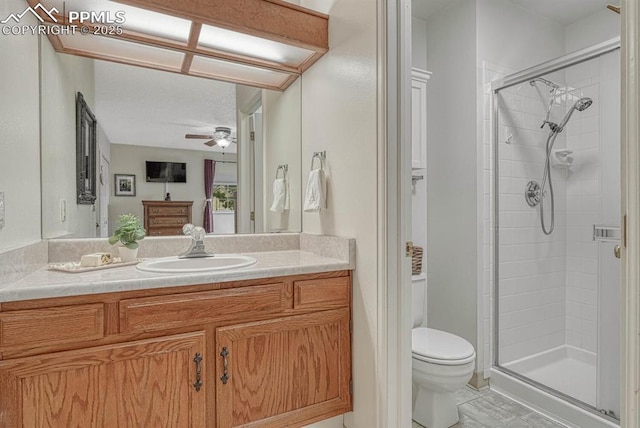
[216,309,351,428]
[0,332,206,427]
[411,68,430,170]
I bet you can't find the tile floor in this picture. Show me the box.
[412,387,566,428]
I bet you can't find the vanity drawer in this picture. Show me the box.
[294,276,350,310]
[120,283,287,333]
[149,216,190,226]
[148,206,190,216]
[148,227,185,236]
[0,304,104,350]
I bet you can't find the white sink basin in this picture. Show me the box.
[137,255,257,273]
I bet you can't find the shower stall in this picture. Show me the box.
[490,39,621,427]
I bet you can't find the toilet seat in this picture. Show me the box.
[412,327,476,365]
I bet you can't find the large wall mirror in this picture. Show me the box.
[39,36,302,239]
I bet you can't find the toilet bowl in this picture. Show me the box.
[411,275,476,428]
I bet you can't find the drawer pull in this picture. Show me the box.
[193,352,203,392]
[220,347,229,384]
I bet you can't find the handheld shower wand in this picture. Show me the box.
[525,96,593,235]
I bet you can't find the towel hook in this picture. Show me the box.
[275,164,288,179]
[311,151,326,170]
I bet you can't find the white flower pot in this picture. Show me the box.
[118,246,138,263]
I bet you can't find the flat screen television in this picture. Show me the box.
[145,161,187,183]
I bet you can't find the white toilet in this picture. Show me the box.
[411,274,476,428]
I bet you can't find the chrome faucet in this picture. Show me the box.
[179,224,214,258]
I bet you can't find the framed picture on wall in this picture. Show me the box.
[114,174,136,196]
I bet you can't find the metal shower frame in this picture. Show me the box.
[490,37,621,421]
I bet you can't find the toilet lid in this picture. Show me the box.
[412,328,475,365]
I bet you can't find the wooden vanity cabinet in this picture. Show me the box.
[216,309,351,428]
[0,332,206,427]
[0,271,352,428]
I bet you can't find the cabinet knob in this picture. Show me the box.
[614,244,621,259]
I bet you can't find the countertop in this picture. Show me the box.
[0,250,351,303]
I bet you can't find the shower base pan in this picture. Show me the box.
[491,346,617,428]
[503,345,596,407]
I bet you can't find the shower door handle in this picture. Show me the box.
[614,245,621,259]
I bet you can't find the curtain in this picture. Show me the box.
[203,159,216,233]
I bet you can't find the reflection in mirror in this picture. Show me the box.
[39,36,301,239]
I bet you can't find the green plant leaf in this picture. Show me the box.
[124,241,138,250]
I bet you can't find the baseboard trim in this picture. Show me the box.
[468,372,490,390]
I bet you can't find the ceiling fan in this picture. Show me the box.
[185,126,236,148]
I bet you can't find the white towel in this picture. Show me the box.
[303,169,326,212]
[270,178,290,213]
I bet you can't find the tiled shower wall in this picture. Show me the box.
[563,58,602,354]
[491,67,569,365]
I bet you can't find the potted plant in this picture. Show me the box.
[108,214,146,262]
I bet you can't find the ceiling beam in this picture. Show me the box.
[181,22,201,73]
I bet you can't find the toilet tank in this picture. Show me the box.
[412,273,427,328]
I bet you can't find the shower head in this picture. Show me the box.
[557,97,593,131]
[576,97,593,111]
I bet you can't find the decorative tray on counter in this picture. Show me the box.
[48,258,143,273]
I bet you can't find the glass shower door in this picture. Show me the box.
[494,49,621,420]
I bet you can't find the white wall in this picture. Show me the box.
[263,79,302,233]
[425,0,479,354]
[476,0,566,72]
[0,0,41,253]
[300,0,378,425]
[411,17,428,71]
[40,41,96,239]
[565,9,620,53]
[109,144,237,231]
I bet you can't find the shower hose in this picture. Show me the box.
[540,130,560,235]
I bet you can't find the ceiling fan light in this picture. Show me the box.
[216,138,232,148]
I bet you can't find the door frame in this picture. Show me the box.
[236,89,262,234]
[378,0,413,426]
[249,111,264,234]
[621,0,640,426]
